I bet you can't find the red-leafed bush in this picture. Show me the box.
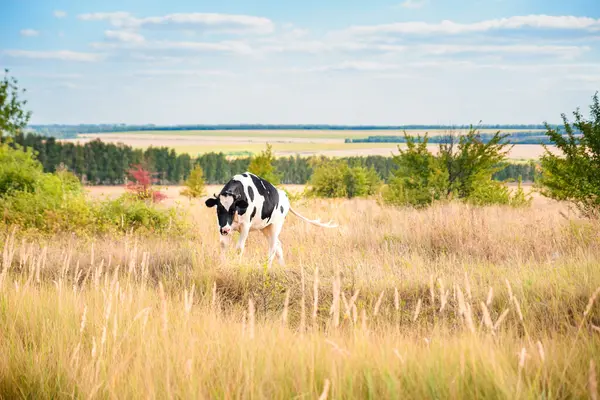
[126,165,166,203]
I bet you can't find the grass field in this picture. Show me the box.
[68,129,553,159]
[1,184,599,398]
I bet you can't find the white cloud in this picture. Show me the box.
[262,40,406,54]
[292,61,401,73]
[3,50,104,62]
[78,12,274,34]
[135,69,237,77]
[105,30,145,43]
[348,15,600,36]
[398,0,428,9]
[53,10,67,18]
[91,39,252,55]
[421,44,588,58]
[20,29,39,37]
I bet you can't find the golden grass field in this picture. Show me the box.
[1,183,599,398]
[66,130,553,160]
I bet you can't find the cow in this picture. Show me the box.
[205,172,337,267]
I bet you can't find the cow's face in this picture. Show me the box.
[205,193,249,236]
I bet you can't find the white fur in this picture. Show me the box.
[219,194,234,211]
[218,173,335,268]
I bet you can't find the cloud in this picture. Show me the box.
[78,12,274,34]
[3,50,104,62]
[398,0,428,9]
[91,39,252,55]
[421,44,588,58]
[262,40,406,54]
[20,29,39,37]
[290,61,401,73]
[53,10,67,18]
[105,30,145,43]
[135,69,237,77]
[348,15,600,36]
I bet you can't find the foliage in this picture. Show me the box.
[309,160,381,198]
[248,143,281,185]
[384,130,526,208]
[383,134,448,207]
[438,129,512,199]
[4,133,536,186]
[538,93,600,218]
[95,194,183,234]
[0,144,184,235]
[126,165,166,203]
[0,69,31,137]
[180,164,206,199]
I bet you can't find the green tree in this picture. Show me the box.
[538,92,600,218]
[309,160,381,198]
[383,134,448,207]
[248,144,281,184]
[0,69,31,137]
[181,164,206,199]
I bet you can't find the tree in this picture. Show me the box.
[538,92,600,218]
[309,159,381,198]
[383,134,448,207]
[0,69,31,137]
[180,164,206,199]
[383,130,521,207]
[248,143,281,184]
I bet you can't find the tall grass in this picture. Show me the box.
[0,198,599,398]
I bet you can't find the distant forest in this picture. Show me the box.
[346,131,557,145]
[4,133,537,185]
[28,124,555,139]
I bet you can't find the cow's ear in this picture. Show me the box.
[205,197,218,208]
[235,199,249,215]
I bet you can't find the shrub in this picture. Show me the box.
[0,142,43,195]
[383,130,523,208]
[538,93,600,218]
[126,164,166,203]
[309,160,381,198]
[383,134,448,207]
[180,164,205,199]
[248,144,281,185]
[94,194,184,235]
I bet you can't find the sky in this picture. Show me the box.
[1,0,599,125]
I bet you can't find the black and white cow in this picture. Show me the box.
[205,172,337,267]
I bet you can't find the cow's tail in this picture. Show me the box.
[289,206,338,228]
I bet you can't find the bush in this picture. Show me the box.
[383,135,448,208]
[383,129,527,208]
[126,164,166,203]
[538,93,600,218]
[0,142,43,195]
[309,160,381,198]
[248,144,281,184]
[94,194,184,235]
[180,164,205,199]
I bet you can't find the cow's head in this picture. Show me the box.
[205,191,249,236]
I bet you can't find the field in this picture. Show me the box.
[67,129,553,159]
[1,184,599,398]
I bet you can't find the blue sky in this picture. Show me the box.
[1,0,599,125]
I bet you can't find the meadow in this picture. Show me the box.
[67,130,552,159]
[1,185,599,398]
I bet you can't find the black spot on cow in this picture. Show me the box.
[249,173,279,222]
[248,186,254,202]
[280,205,284,213]
[250,206,257,221]
[242,173,248,177]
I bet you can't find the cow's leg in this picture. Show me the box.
[219,234,231,262]
[235,223,250,261]
[263,223,284,268]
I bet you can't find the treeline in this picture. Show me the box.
[28,123,555,136]
[346,132,562,145]
[3,133,537,185]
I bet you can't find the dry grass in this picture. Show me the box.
[0,196,599,398]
